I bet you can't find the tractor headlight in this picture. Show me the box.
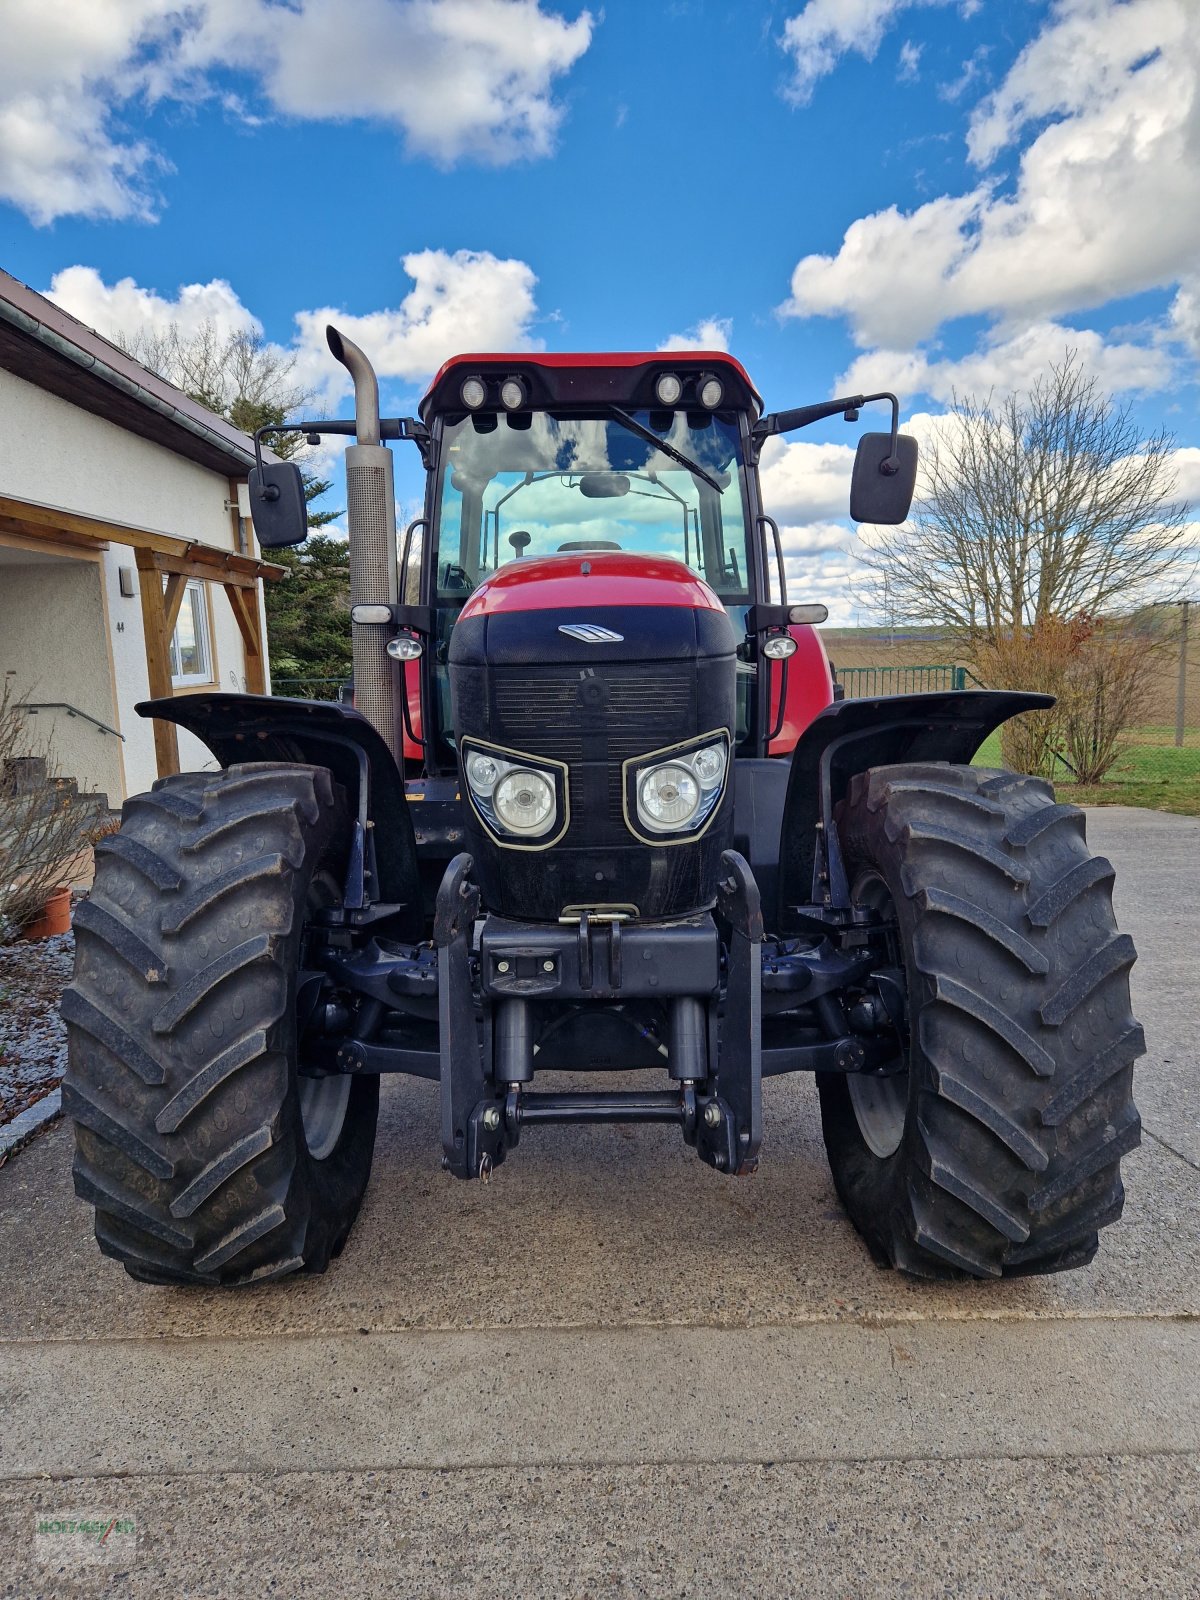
[494,769,555,834]
[461,740,567,847]
[625,732,730,841]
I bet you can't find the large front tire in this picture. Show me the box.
[63,763,378,1286]
[818,763,1144,1280]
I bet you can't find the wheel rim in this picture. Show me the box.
[298,869,352,1162]
[298,1072,352,1161]
[847,869,908,1160]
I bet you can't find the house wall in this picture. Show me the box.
[0,365,270,798]
[0,553,124,804]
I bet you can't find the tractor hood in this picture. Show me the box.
[458,552,726,619]
[448,551,738,922]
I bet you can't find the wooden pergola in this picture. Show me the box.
[0,493,285,779]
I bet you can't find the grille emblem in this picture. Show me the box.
[558,624,624,644]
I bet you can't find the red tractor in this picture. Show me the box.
[63,334,1143,1286]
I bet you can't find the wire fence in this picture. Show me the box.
[834,639,1199,802]
[271,677,349,703]
[833,664,984,697]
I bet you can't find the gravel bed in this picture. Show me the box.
[0,928,74,1131]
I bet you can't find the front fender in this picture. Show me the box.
[137,693,422,928]
[776,689,1053,927]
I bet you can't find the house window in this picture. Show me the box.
[169,580,214,685]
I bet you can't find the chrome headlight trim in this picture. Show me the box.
[459,737,569,850]
[622,729,732,845]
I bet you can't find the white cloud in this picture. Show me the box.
[257,0,593,167]
[781,0,1200,347]
[758,436,856,523]
[45,264,262,347]
[1169,277,1200,359]
[46,250,543,408]
[897,40,923,82]
[292,248,542,404]
[838,320,1173,407]
[1170,448,1200,505]
[657,317,732,352]
[0,0,594,224]
[780,0,955,105]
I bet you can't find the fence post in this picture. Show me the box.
[1176,600,1189,750]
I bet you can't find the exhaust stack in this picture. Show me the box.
[327,325,399,760]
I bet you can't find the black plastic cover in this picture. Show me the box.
[449,604,738,921]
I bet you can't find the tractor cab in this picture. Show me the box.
[415,352,765,771]
[408,351,892,777]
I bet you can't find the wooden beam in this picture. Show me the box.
[0,523,107,558]
[224,582,267,695]
[140,549,260,588]
[0,515,109,553]
[0,495,285,581]
[134,549,180,778]
[0,494,183,556]
[163,571,188,637]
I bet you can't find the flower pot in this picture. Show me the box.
[23,884,72,940]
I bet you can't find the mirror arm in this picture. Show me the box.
[858,392,901,475]
[252,416,435,473]
[751,390,901,470]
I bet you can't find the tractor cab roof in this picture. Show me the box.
[420,350,763,422]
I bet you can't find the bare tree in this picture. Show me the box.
[118,322,313,440]
[858,354,1193,652]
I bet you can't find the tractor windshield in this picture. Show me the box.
[435,410,751,601]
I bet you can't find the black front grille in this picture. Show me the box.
[492,665,695,765]
[449,601,737,921]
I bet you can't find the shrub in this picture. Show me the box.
[975,614,1161,782]
[0,677,92,939]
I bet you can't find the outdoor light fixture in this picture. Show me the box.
[500,377,527,410]
[460,376,487,409]
[762,632,798,659]
[350,604,393,625]
[655,372,683,406]
[386,632,424,661]
[698,375,724,409]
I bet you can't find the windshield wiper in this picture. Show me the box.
[607,405,724,494]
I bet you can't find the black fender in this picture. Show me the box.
[137,693,423,933]
[776,689,1053,929]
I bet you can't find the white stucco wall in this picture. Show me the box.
[0,365,271,798]
[0,555,124,803]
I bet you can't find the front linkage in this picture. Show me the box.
[307,846,906,1183]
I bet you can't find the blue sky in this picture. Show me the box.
[3,0,1199,622]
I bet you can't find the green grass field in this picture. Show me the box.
[972,729,1200,816]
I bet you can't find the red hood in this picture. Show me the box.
[458,552,725,617]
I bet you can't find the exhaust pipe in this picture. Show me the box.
[327,325,399,761]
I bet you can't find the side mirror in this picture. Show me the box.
[248,462,308,548]
[850,432,918,524]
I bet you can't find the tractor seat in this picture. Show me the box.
[557,540,622,552]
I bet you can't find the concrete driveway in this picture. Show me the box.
[2,806,1198,1597]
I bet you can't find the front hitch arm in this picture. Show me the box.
[435,853,505,1180]
[702,851,764,1176]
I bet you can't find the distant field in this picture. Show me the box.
[972,728,1200,817]
[826,626,1200,814]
